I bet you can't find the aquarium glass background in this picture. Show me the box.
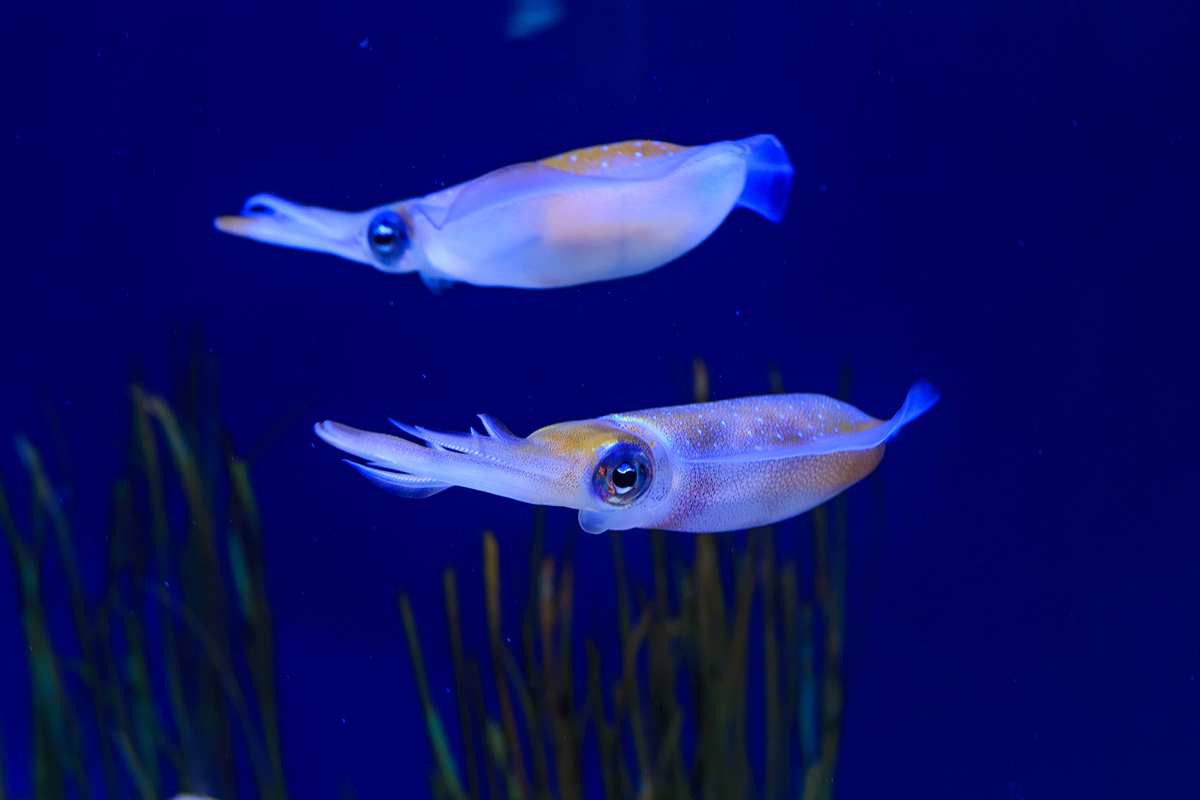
[1,0,1197,798]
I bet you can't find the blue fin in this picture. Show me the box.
[734,134,794,224]
[344,460,451,499]
[690,380,940,464]
[881,379,941,443]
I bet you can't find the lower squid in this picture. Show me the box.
[313,381,939,534]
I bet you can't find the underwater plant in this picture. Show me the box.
[401,519,850,800]
[398,360,857,800]
[2,346,866,800]
[0,329,286,800]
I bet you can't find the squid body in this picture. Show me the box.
[214,134,793,291]
[314,381,939,534]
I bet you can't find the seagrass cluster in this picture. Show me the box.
[0,331,286,800]
[2,346,857,800]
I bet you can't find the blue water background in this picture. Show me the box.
[2,0,1197,797]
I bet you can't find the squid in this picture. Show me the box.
[313,381,939,534]
[214,134,793,291]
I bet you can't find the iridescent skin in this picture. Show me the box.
[214,134,793,291]
[313,381,939,534]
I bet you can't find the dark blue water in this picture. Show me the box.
[2,1,1197,797]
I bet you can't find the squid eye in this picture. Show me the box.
[367,209,410,266]
[592,443,653,506]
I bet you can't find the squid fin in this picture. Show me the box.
[692,380,940,464]
[735,133,794,224]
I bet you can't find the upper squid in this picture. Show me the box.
[214,134,793,291]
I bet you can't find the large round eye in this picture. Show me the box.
[592,442,653,506]
[367,209,410,266]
